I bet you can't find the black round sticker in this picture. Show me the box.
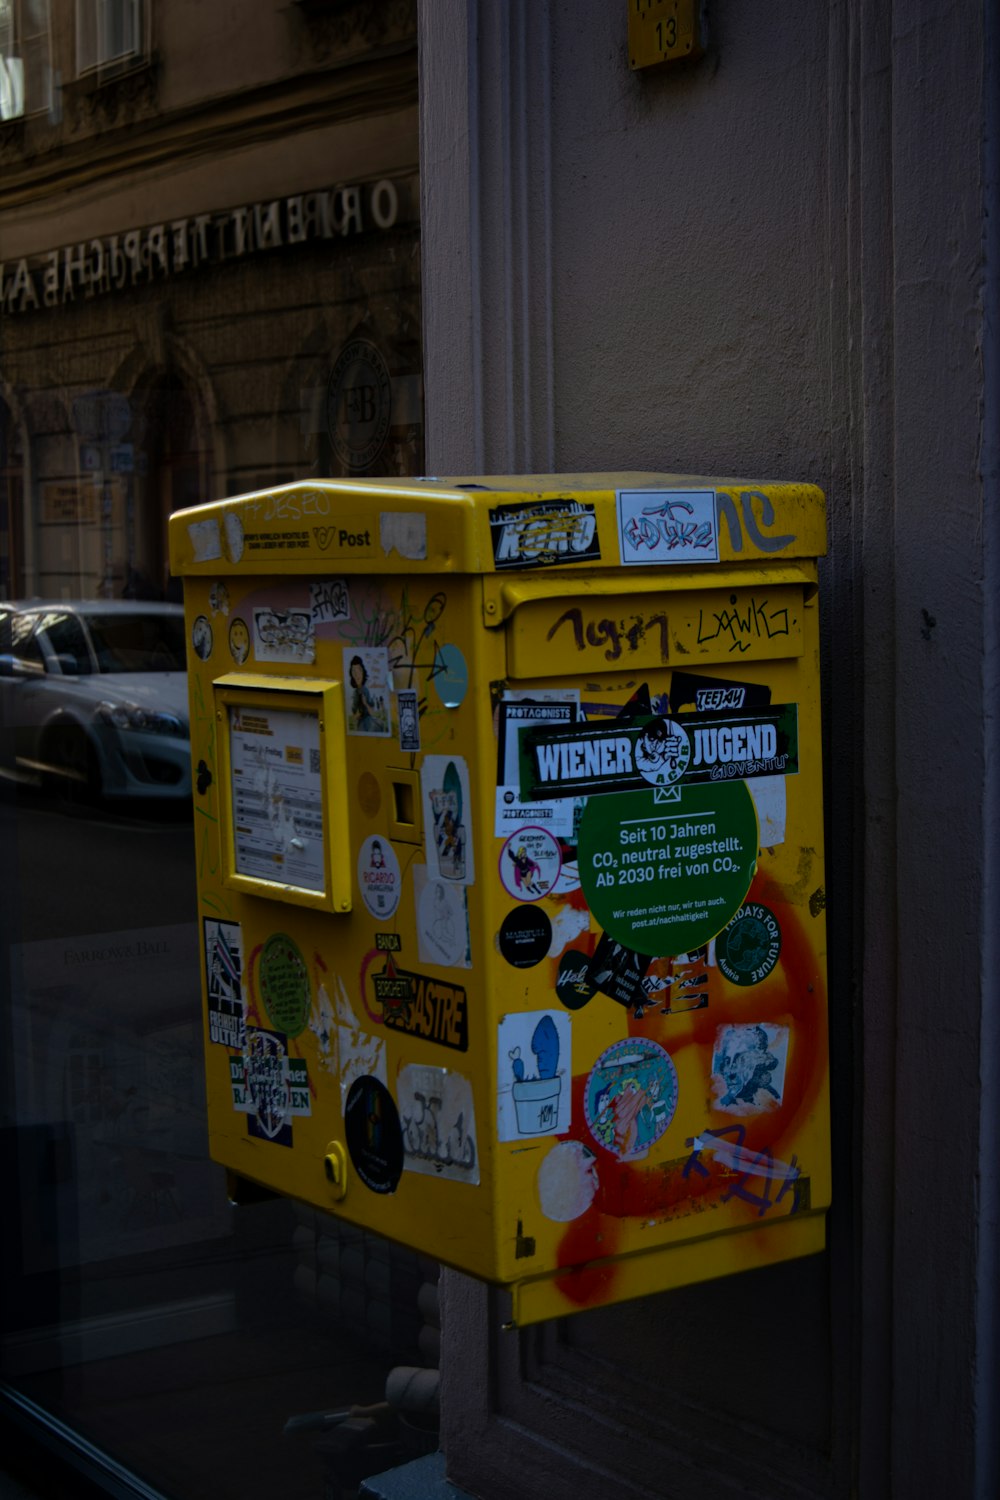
[344,1076,403,1194]
[499,906,553,968]
[555,948,598,1010]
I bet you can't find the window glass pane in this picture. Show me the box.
[1,8,428,1499]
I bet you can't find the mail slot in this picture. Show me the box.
[169,474,830,1325]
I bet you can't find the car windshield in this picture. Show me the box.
[82,612,187,673]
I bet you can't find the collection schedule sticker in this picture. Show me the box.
[229,704,325,891]
[577,782,758,957]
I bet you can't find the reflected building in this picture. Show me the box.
[0,0,422,603]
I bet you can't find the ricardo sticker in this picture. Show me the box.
[358,835,402,920]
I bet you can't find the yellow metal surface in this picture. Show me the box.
[628,0,705,70]
[171,474,831,1323]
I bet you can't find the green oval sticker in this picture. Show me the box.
[577,782,758,956]
[259,933,311,1037]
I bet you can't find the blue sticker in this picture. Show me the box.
[432,644,468,708]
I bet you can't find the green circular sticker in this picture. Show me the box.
[716,902,782,986]
[577,782,758,957]
[259,934,310,1037]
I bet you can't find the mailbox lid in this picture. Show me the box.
[168,476,826,579]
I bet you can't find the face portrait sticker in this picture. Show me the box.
[712,1023,789,1114]
[343,645,391,736]
[633,717,690,788]
[499,825,561,901]
[716,902,782,986]
[228,616,250,665]
[584,1038,678,1161]
[358,835,402,920]
[192,614,213,660]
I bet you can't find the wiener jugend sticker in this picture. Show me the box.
[518,705,798,803]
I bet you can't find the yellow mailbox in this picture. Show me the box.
[169,474,830,1325]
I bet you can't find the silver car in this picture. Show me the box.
[0,601,191,800]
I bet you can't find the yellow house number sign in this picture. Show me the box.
[628,0,705,70]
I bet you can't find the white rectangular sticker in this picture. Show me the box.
[497,1010,571,1141]
[398,1064,479,1184]
[495,692,579,838]
[422,754,475,886]
[343,645,392,736]
[229,704,325,891]
[252,605,316,663]
[617,488,720,565]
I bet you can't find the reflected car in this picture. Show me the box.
[0,601,191,800]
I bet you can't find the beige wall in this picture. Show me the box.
[419,3,996,1499]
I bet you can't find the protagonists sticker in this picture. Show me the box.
[497,1011,571,1141]
[495,693,578,839]
[344,646,391,736]
[711,1023,789,1114]
[344,1075,404,1194]
[584,1038,678,1161]
[397,1064,479,1185]
[204,918,245,1049]
[358,835,402,921]
[499,825,561,901]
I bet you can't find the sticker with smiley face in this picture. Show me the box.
[229,616,250,665]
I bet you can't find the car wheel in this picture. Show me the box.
[42,724,100,802]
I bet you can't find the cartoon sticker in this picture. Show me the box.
[259,933,311,1037]
[712,1023,789,1113]
[616,488,720,566]
[498,906,553,969]
[209,582,230,616]
[344,1075,404,1194]
[344,646,391,736]
[422,755,474,885]
[204,918,245,1049]
[716,903,782,986]
[577,781,758,957]
[497,1011,571,1141]
[537,1140,598,1222]
[230,1027,311,1147]
[584,1038,678,1160]
[415,868,471,968]
[499,825,561,901]
[398,1064,479,1185]
[192,615,213,660]
[228,616,250,665]
[397,687,421,752]
[358,835,402,920]
[253,605,315,664]
[431,644,468,708]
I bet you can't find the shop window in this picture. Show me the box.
[0,0,51,120]
[75,0,145,76]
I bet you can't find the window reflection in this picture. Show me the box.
[0,3,429,1494]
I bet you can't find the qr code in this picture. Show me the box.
[310,749,321,774]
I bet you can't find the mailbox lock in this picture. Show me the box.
[323,1141,348,1200]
